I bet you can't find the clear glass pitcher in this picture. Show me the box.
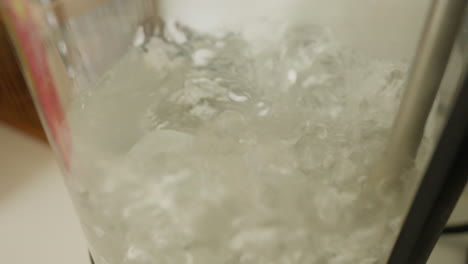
[2,0,467,263]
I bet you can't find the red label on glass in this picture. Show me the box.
[4,1,72,170]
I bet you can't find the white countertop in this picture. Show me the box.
[0,123,465,264]
[0,124,88,264]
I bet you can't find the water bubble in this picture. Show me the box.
[192,49,216,66]
[228,91,249,102]
[288,70,298,84]
[133,27,146,47]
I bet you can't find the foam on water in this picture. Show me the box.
[67,23,420,264]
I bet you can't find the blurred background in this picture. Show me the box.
[0,3,467,264]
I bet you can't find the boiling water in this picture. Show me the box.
[67,24,423,264]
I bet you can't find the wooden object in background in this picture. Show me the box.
[0,15,47,141]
